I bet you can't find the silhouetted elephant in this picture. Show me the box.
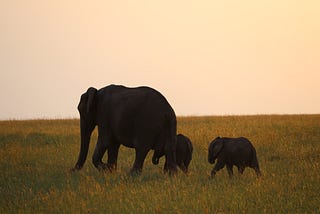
[152,134,193,173]
[72,84,178,175]
[208,137,261,178]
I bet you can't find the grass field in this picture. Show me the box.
[1,115,319,213]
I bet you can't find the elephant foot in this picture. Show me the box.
[128,168,142,177]
[71,164,82,172]
[164,163,178,176]
[106,163,117,172]
[178,164,188,174]
[71,168,79,173]
[95,163,114,173]
[256,171,262,178]
[168,168,178,177]
[182,169,189,175]
[210,171,216,178]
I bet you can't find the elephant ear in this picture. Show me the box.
[86,87,97,114]
[211,137,224,158]
[78,87,97,115]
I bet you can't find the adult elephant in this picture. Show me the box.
[72,84,178,175]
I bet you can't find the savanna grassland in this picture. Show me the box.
[1,115,319,213]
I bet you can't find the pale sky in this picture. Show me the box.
[0,1,319,119]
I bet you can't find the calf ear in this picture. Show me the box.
[211,139,224,158]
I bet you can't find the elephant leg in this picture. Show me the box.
[237,166,245,175]
[163,159,168,174]
[183,158,192,174]
[250,161,262,177]
[177,161,188,174]
[165,149,178,176]
[107,143,120,172]
[211,160,225,178]
[92,131,109,172]
[226,164,234,178]
[252,166,262,177]
[162,151,175,174]
[129,147,149,175]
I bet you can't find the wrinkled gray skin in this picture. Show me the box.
[208,137,261,178]
[72,84,178,176]
[152,134,193,173]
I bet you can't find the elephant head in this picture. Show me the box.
[73,87,98,170]
[208,137,224,164]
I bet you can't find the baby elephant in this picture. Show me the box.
[152,134,193,173]
[208,137,261,178]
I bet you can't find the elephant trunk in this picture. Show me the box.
[208,156,216,164]
[152,148,166,165]
[152,150,160,165]
[152,152,159,165]
[73,118,95,170]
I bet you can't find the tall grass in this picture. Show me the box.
[1,115,319,213]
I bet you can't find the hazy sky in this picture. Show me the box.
[1,1,319,119]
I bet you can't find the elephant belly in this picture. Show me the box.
[228,155,251,166]
[121,141,135,148]
[112,131,135,148]
[116,135,134,148]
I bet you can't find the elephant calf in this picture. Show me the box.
[152,134,193,173]
[208,137,261,178]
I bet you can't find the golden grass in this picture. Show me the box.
[0,115,319,213]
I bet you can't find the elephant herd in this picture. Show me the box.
[72,84,261,178]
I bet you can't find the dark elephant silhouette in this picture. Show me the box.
[152,134,193,173]
[208,137,261,178]
[72,84,178,175]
